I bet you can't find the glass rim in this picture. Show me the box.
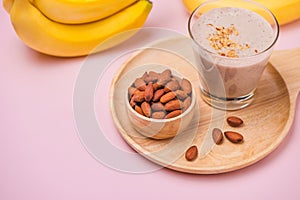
[187,0,280,60]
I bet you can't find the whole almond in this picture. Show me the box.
[185,145,198,161]
[157,69,172,86]
[128,87,137,98]
[182,96,191,112]
[164,80,180,92]
[144,75,158,83]
[224,131,244,143]
[132,91,145,102]
[153,89,165,102]
[157,77,170,86]
[164,99,182,111]
[144,72,159,83]
[152,83,162,91]
[134,78,146,91]
[141,102,151,117]
[160,92,176,103]
[227,116,244,127]
[165,110,182,119]
[151,102,165,111]
[161,69,172,78]
[134,105,144,116]
[175,90,188,100]
[212,128,223,145]
[144,82,154,102]
[151,111,165,119]
[148,71,160,80]
[180,78,192,94]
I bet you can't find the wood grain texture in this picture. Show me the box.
[269,48,300,123]
[109,38,300,174]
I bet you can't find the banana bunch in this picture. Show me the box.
[182,0,300,26]
[3,0,152,57]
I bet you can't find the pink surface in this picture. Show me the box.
[1,1,300,200]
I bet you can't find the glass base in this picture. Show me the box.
[201,89,255,111]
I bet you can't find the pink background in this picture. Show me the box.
[1,0,300,199]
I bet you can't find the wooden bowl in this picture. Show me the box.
[124,65,196,139]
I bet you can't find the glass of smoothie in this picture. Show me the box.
[188,0,279,110]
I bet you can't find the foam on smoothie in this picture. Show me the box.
[192,7,274,58]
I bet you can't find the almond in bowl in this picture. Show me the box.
[126,68,196,139]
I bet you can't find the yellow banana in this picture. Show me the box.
[3,0,14,13]
[9,0,152,57]
[29,0,138,24]
[182,0,300,25]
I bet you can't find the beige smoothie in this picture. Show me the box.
[190,7,276,99]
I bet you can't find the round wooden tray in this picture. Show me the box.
[109,38,297,174]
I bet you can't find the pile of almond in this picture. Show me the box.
[185,116,245,162]
[128,69,193,119]
[212,116,244,145]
